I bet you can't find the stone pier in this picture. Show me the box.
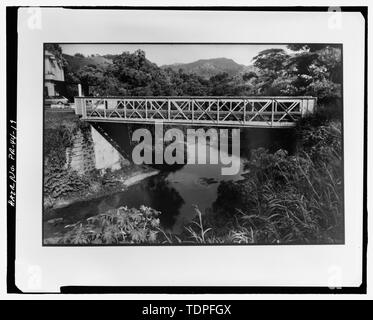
[67,125,129,175]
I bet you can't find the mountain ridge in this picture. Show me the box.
[63,53,257,80]
[161,57,255,79]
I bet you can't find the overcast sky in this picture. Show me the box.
[59,44,291,66]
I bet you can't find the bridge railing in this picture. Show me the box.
[74,96,317,127]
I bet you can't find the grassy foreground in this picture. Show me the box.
[45,113,343,245]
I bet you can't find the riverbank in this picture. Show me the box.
[43,110,160,211]
[191,116,344,244]
[45,165,159,211]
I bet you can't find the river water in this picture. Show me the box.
[43,128,296,238]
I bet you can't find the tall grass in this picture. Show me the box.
[184,206,212,243]
[208,116,343,244]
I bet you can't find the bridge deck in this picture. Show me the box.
[74,96,316,128]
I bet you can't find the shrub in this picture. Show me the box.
[44,116,95,203]
[55,206,161,244]
[44,165,90,199]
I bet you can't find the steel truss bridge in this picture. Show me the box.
[74,96,316,128]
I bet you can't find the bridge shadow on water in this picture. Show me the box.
[90,122,297,163]
[240,127,297,158]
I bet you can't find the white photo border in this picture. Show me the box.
[13,6,366,293]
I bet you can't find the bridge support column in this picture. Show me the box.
[90,125,130,173]
[68,124,130,175]
[301,98,316,116]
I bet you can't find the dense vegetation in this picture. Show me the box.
[50,206,161,245]
[207,114,343,244]
[57,44,342,108]
[44,112,86,206]
[44,43,344,244]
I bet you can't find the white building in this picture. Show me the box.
[44,50,65,97]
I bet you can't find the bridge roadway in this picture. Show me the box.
[74,96,316,128]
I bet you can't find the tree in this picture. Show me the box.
[253,49,290,73]
[287,44,341,52]
[208,72,234,96]
[242,71,257,82]
[108,50,159,92]
[248,45,342,101]
[285,45,342,100]
[251,49,291,95]
[76,65,104,95]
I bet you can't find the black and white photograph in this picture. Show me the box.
[5,4,368,295]
[42,43,344,246]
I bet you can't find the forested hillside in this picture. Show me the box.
[57,44,342,107]
[161,57,250,79]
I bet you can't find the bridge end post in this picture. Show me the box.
[83,98,86,119]
[74,97,84,116]
[301,98,316,117]
[308,98,316,114]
